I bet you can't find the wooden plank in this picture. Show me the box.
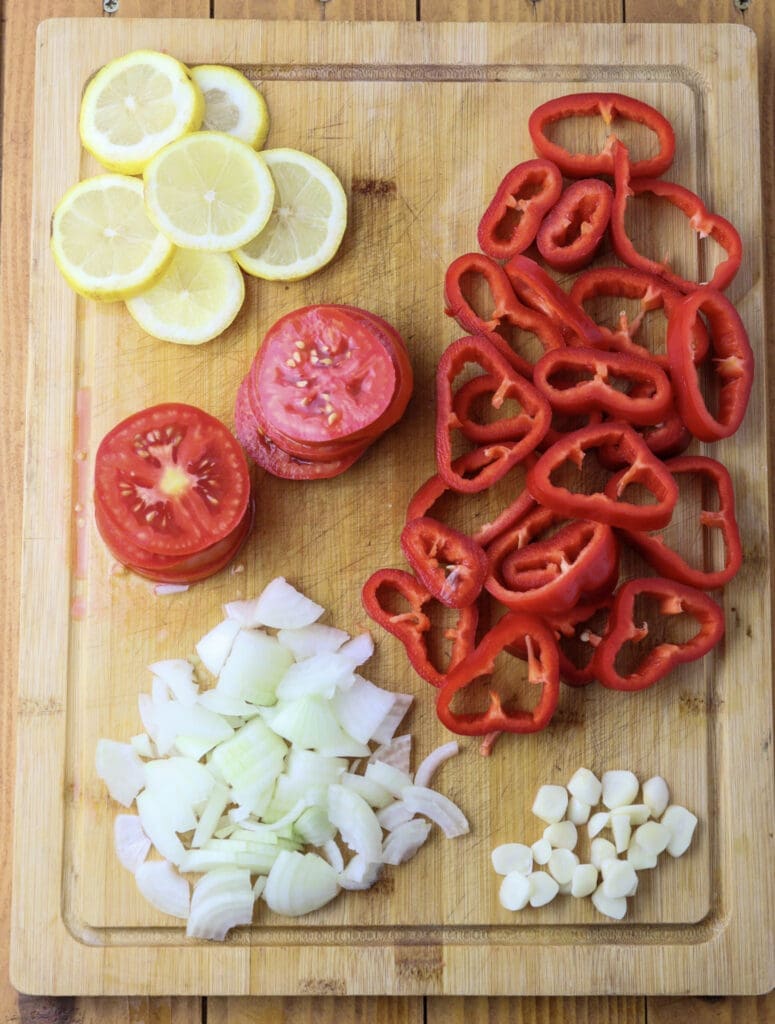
[214,0,416,18]
[426,997,644,1024]
[8,15,774,999]
[647,997,775,1024]
[208,997,424,1024]
[0,2,208,1021]
[418,0,622,21]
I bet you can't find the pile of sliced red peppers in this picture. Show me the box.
[362,91,752,754]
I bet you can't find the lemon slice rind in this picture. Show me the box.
[190,65,270,149]
[233,148,347,282]
[143,131,276,252]
[79,50,204,176]
[51,174,175,301]
[125,249,245,345]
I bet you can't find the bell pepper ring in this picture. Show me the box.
[527,421,679,532]
[543,597,613,688]
[614,455,743,591]
[443,252,565,378]
[590,577,725,691]
[477,158,564,260]
[436,611,561,738]
[528,91,676,179]
[405,448,538,549]
[595,382,692,468]
[532,346,674,427]
[435,336,551,494]
[666,286,754,442]
[610,140,743,294]
[503,254,606,348]
[568,266,710,370]
[536,178,613,274]
[485,513,620,615]
[361,567,479,688]
[400,516,490,609]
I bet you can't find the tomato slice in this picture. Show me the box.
[254,305,398,445]
[94,403,251,558]
[95,498,254,583]
[235,379,365,480]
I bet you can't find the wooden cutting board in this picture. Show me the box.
[11,17,774,997]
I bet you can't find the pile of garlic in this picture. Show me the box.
[492,768,697,919]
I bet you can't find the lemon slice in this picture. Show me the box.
[51,174,175,301]
[143,131,275,252]
[233,148,347,281]
[80,50,204,175]
[125,249,245,345]
[190,65,270,149]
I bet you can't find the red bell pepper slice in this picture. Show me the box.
[406,449,537,549]
[435,611,560,738]
[528,92,676,179]
[436,336,551,494]
[591,577,725,691]
[444,253,564,378]
[568,266,710,370]
[503,254,606,348]
[361,568,478,688]
[543,597,613,688]
[400,516,489,609]
[527,421,679,531]
[613,455,743,590]
[485,511,619,615]
[477,158,563,260]
[532,346,673,427]
[610,140,743,294]
[536,178,613,274]
[666,286,754,442]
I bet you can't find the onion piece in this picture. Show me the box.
[338,854,382,891]
[192,783,230,849]
[414,741,459,789]
[321,839,345,874]
[154,583,190,596]
[277,623,350,660]
[148,659,198,706]
[341,771,394,810]
[135,860,190,919]
[263,850,339,916]
[376,801,414,831]
[114,814,151,871]
[294,805,337,847]
[250,577,325,630]
[95,739,146,808]
[186,867,255,939]
[370,693,413,745]
[276,651,356,701]
[381,818,431,865]
[266,697,369,757]
[328,785,383,864]
[332,676,395,743]
[337,632,374,667]
[364,760,413,797]
[369,734,412,774]
[217,629,293,706]
[130,733,156,759]
[136,789,187,866]
[401,785,469,838]
[196,618,241,676]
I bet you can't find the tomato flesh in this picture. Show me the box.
[94,403,251,559]
[254,306,398,444]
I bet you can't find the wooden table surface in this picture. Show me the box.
[1,0,772,1020]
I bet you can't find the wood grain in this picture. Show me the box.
[418,0,622,20]
[208,997,423,1023]
[215,0,416,17]
[426,998,644,1024]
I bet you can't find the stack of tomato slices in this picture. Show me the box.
[362,90,753,753]
[94,403,253,584]
[235,304,413,480]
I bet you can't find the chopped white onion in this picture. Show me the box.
[364,760,413,797]
[294,805,337,847]
[328,785,383,863]
[276,651,356,701]
[376,800,414,831]
[135,860,190,919]
[401,785,469,838]
[114,814,151,871]
[381,818,431,865]
[196,690,259,718]
[217,629,293,706]
[338,632,375,667]
[321,839,345,873]
[186,867,255,939]
[195,618,241,676]
[277,623,350,660]
[370,693,413,745]
[332,675,395,743]
[157,701,234,760]
[250,577,325,630]
[95,739,145,808]
[154,583,189,596]
[338,854,382,891]
[267,696,369,758]
[191,783,230,849]
[263,850,339,916]
[136,789,187,866]
[341,771,394,810]
[414,741,459,789]
[369,734,412,774]
[130,733,156,759]
[148,659,198,706]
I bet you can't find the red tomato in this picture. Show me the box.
[253,305,399,445]
[94,403,251,560]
